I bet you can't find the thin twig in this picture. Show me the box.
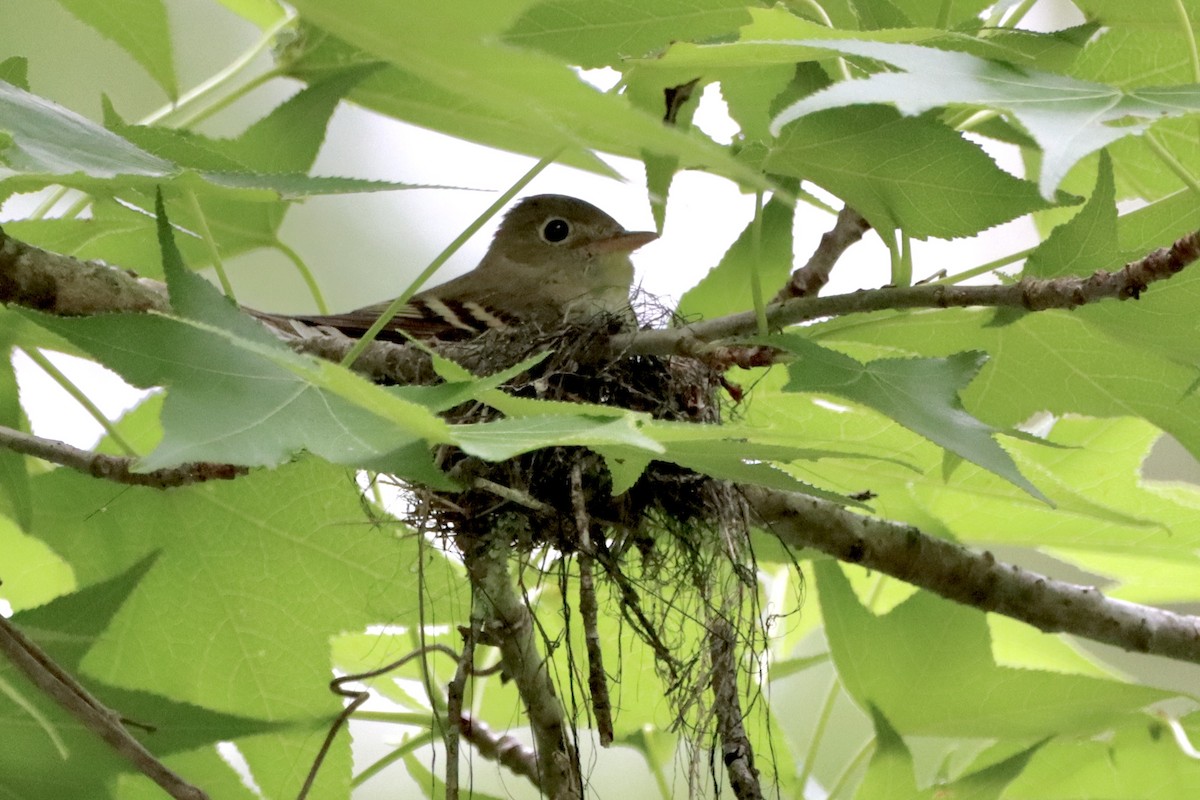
[774,205,871,301]
[299,644,460,800]
[0,423,244,488]
[0,615,210,800]
[570,463,613,747]
[457,712,541,783]
[445,624,479,800]
[709,618,763,800]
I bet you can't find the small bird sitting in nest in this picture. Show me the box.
[267,194,658,342]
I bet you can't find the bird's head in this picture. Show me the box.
[485,194,658,278]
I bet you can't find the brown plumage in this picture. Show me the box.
[278,195,657,341]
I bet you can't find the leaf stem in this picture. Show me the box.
[750,191,769,336]
[1144,129,1200,196]
[170,69,282,130]
[987,0,1038,28]
[351,730,438,787]
[183,189,237,300]
[931,246,1034,285]
[0,670,69,758]
[796,668,840,792]
[1173,0,1200,83]
[17,348,137,456]
[275,240,330,313]
[141,11,296,128]
[825,738,876,798]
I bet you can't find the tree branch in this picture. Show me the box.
[0,423,244,487]
[619,228,1200,356]
[773,205,871,301]
[457,712,541,785]
[745,486,1200,664]
[0,226,169,315]
[0,614,210,800]
[463,539,580,799]
[709,618,763,800]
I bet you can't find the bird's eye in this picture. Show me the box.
[541,218,571,243]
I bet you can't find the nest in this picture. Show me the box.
[410,313,744,559]
[397,310,772,790]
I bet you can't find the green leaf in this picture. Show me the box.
[887,0,990,27]
[769,39,1200,197]
[816,561,1171,738]
[0,57,29,89]
[53,0,178,99]
[282,0,765,187]
[850,0,913,31]
[813,304,1200,477]
[0,78,174,179]
[31,460,454,719]
[1,557,278,799]
[452,414,662,461]
[643,8,1030,72]
[775,334,1047,500]
[855,706,920,799]
[908,416,1196,556]
[677,193,794,320]
[22,309,449,474]
[1002,717,1200,798]
[1025,149,1121,277]
[282,28,617,176]
[505,0,754,69]
[107,66,377,175]
[0,354,32,531]
[765,105,1055,239]
[214,0,288,27]
[0,515,75,610]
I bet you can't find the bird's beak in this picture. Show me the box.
[585,230,659,255]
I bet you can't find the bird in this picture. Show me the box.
[274,194,658,341]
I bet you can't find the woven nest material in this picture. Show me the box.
[404,314,743,558]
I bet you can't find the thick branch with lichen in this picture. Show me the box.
[463,539,580,800]
[745,486,1200,664]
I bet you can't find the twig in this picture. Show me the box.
[745,486,1200,664]
[463,538,581,799]
[774,206,871,301]
[445,623,478,800]
[299,644,460,800]
[620,228,1200,355]
[0,423,244,488]
[708,618,762,800]
[0,615,210,800]
[457,712,541,784]
[570,463,613,747]
[0,225,169,315]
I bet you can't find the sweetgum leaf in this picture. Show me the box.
[1025,149,1121,278]
[769,39,1200,197]
[765,105,1054,239]
[775,334,1047,500]
[817,561,1170,737]
[0,557,278,799]
[53,0,178,98]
